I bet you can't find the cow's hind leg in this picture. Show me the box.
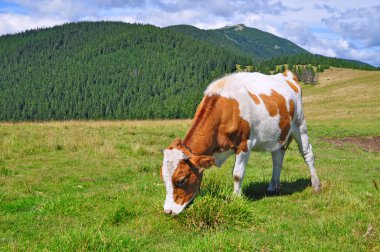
[233,150,251,196]
[268,148,286,195]
[292,116,321,193]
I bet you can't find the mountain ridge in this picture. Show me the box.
[165,23,308,60]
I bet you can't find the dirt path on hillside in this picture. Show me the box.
[322,136,380,153]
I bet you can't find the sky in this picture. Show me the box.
[0,0,379,66]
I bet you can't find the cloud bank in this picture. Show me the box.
[0,0,379,66]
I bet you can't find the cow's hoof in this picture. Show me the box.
[275,187,281,195]
[267,187,281,196]
[312,185,322,194]
[267,190,275,196]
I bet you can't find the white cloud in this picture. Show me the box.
[280,20,318,46]
[239,13,277,33]
[153,0,297,16]
[277,20,380,66]
[314,3,339,14]
[0,13,66,35]
[322,5,380,47]
[136,9,203,28]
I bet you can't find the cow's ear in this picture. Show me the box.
[168,138,181,149]
[190,155,215,172]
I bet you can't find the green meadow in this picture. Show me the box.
[1,68,379,251]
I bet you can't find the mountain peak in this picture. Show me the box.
[223,24,246,31]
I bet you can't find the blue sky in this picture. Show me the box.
[1,0,379,66]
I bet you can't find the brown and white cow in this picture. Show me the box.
[161,70,321,215]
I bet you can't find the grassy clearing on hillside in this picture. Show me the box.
[1,69,379,251]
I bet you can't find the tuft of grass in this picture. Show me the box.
[175,174,262,231]
[109,206,139,226]
[0,167,18,176]
[200,172,232,199]
[54,144,64,151]
[176,195,258,231]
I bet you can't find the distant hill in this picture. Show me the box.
[0,21,377,121]
[0,22,251,121]
[165,24,308,60]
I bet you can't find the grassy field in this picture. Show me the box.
[1,68,379,251]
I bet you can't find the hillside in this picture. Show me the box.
[0,22,251,121]
[166,24,308,60]
[0,21,377,121]
[302,68,380,125]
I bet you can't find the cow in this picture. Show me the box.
[161,70,321,215]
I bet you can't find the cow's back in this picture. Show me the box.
[204,70,302,152]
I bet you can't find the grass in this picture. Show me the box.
[1,68,380,251]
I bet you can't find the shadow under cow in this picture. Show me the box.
[242,178,310,201]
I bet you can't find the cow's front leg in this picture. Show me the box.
[233,150,251,196]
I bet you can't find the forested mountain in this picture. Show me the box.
[0,22,252,120]
[166,24,308,60]
[0,21,377,121]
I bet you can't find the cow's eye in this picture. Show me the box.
[176,178,186,186]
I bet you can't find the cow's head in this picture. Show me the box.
[161,138,215,215]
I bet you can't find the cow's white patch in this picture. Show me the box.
[213,149,234,167]
[162,148,188,215]
[232,150,252,195]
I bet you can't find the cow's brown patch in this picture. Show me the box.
[183,96,217,149]
[183,95,250,156]
[248,92,260,104]
[168,149,215,205]
[260,90,294,143]
[190,155,215,171]
[259,92,278,117]
[168,138,182,149]
[292,75,301,88]
[289,100,295,120]
[286,80,299,93]
[172,160,202,205]
[234,175,240,182]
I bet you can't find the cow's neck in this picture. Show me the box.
[182,96,221,156]
[182,124,219,156]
